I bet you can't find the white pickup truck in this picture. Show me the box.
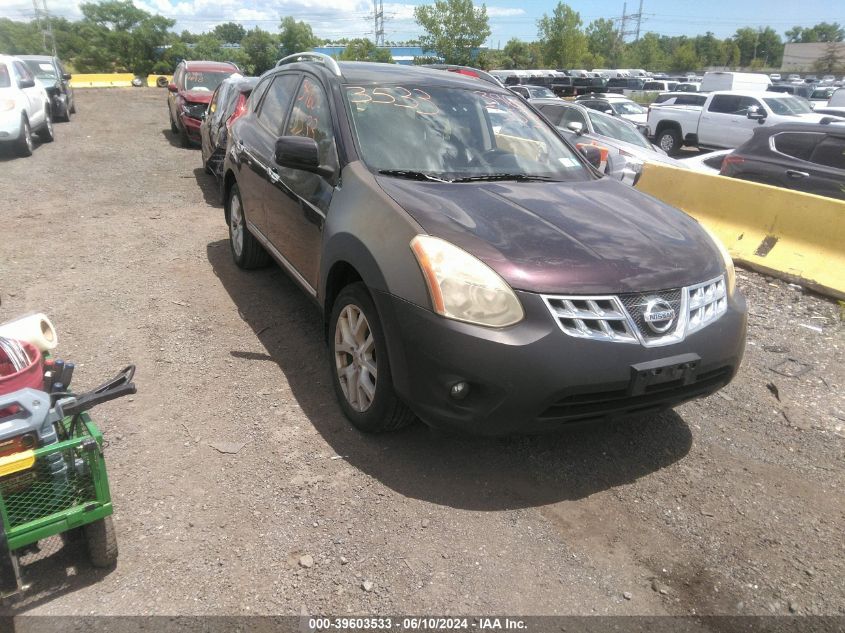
[647,90,836,155]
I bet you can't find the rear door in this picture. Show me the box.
[804,134,845,199]
[699,94,761,148]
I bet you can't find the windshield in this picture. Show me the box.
[0,63,10,88]
[184,71,230,92]
[588,111,652,149]
[529,87,556,98]
[611,101,646,115]
[23,59,57,82]
[763,96,813,115]
[344,84,589,181]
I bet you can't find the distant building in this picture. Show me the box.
[312,45,441,65]
[782,42,845,72]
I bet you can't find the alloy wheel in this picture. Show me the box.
[230,194,244,257]
[334,305,377,412]
[24,120,33,152]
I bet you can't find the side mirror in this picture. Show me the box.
[565,121,585,135]
[168,83,178,93]
[274,136,334,179]
[62,72,72,81]
[746,105,766,122]
[604,108,614,114]
[578,144,604,169]
[18,78,35,89]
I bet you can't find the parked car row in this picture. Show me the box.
[170,54,747,435]
[0,53,61,157]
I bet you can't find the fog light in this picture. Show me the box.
[450,381,470,400]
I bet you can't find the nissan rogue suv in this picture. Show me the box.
[221,54,747,435]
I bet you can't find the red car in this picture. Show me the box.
[167,60,239,146]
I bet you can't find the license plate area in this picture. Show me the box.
[629,353,700,396]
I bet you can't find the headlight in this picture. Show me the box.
[0,99,15,112]
[410,235,524,327]
[701,224,736,295]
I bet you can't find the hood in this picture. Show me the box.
[181,90,213,104]
[620,112,648,125]
[376,175,723,295]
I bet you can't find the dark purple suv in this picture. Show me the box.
[221,54,747,435]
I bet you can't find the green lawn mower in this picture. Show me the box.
[0,364,136,597]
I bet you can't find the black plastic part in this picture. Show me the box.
[629,353,701,396]
[0,520,20,596]
[61,383,136,418]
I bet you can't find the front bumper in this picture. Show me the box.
[373,287,747,435]
[179,114,203,141]
[0,110,22,141]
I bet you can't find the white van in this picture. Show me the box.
[700,71,772,93]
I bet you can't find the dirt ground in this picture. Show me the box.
[0,88,843,619]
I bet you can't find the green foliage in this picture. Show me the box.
[414,0,491,65]
[213,22,246,45]
[240,27,279,74]
[279,16,319,57]
[586,18,622,68]
[537,3,588,68]
[786,22,844,43]
[623,32,666,70]
[337,39,394,63]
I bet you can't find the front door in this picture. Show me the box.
[268,75,339,292]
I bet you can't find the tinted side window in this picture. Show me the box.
[257,74,300,135]
[737,96,762,115]
[678,94,707,106]
[14,61,33,83]
[773,132,823,161]
[809,136,845,169]
[284,77,337,168]
[560,107,588,129]
[538,105,565,126]
[708,95,742,114]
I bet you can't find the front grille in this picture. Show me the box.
[618,288,683,340]
[538,366,732,422]
[542,275,726,347]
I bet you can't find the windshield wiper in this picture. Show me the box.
[378,169,453,183]
[450,173,561,183]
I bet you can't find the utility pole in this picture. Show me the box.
[31,0,56,56]
[619,2,627,42]
[634,0,643,41]
[373,0,385,47]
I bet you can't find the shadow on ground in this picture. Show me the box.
[193,167,223,209]
[207,239,693,511]
[0,535,113,615]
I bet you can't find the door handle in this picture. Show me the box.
[786,170,809,179]
[268,167,280,183]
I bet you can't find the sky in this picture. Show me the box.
[2,0,843,47]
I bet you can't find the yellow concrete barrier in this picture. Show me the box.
[635,162,845,299]
[69,73,172,88]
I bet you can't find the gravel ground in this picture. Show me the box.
[0,88,843,619]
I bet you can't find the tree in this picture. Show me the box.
[414,0,491,65]
[586,18,622,68]
[338,38,393,63]
[623,33,666,70]
[670,42,699,72]
[502,38,532,69]
[537,3,587,68]
[814,42,845,74]
[786,22,844,43]
[241,27,278,74]
[213,22,246,44]
[279,16,318,56]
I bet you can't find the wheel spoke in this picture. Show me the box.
[361,333,375,355]
[333,300,378,413]
[361,358,377,380]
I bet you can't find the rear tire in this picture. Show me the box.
[228,184,270,269]
[69,99,76,114]
[14,116,33,157]
[656,127,682,156]
[84,516,118,568]
[39,110,54,142]
[329,283,415,433]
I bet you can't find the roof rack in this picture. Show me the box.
[276,52,342,77]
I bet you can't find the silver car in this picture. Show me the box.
[531,98,685,184]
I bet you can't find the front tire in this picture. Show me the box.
[14,116,33,157]
[169,108,178,134]
[329,283,415,433]
[39,110,54,142]
[84,516,118,568]
[228,184,270,269]
[656,127,682,156]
